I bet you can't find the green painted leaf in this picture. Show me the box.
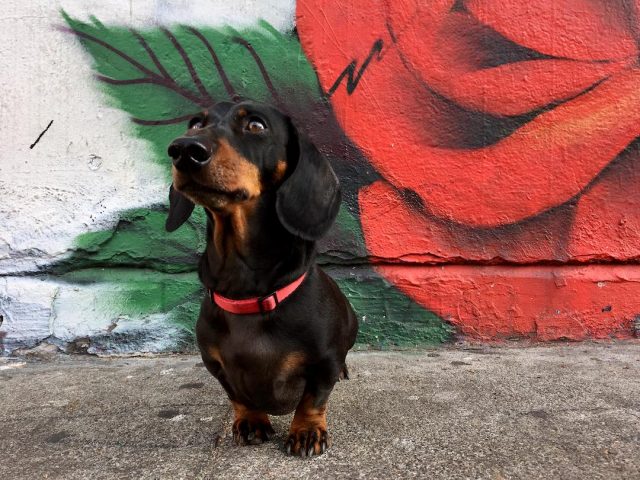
[54,206,206,337]
[54,207,206,274]
[62,12,323,175]
[335,272,454,348]
[60,268,202,333]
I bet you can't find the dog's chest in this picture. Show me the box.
[209,329,306,414]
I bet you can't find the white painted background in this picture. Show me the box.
[0,0,296,354]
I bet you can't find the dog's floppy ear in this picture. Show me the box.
[276,122,341,240]
[166,184,195,232]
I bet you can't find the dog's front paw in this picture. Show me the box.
[232,417,275,446]
[285,426,330,457]
[231,402,275,446]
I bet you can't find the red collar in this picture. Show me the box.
[210,272,307,315]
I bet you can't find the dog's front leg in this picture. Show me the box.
[285,389,332,457]
[231,401,275,445]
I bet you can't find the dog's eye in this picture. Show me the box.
[189,117,204,129]
[245,118,267,134]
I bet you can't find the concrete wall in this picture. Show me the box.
[2,0,639,354]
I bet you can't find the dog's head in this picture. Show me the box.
[165,100,341,241]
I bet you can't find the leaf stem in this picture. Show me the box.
[161,27,214,104]
[232,36,285,110]
[63,26,210,108]
[186,27,237,100]
[131,113,201,126]
[130,29,173,80]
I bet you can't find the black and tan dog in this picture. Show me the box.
[166,100,358,456]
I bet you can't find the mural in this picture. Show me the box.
[2,0,639,354]
[298,0,640,339]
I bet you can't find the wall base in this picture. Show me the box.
[377,264,640,341]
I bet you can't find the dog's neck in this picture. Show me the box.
[200,193,314,298]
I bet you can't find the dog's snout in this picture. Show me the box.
[168,137,215,171]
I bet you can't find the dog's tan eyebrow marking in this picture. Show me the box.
[273,159,288,183]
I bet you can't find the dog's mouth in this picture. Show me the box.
[176,179,250,203]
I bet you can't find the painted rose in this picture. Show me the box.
[298,0,640,339]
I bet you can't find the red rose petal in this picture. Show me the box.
[445,60,628,116]
[299,1,640,227]
[467,0,638,61]
[385,0,454,40]
[568,145,640,261]
[396,12,632,116]
[358,180,572,264]
[387,67,640,227]
[297,0,390,92]
[359,157,640,266]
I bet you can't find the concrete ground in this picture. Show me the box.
[1,343,639,480]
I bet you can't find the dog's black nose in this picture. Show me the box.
[168,137,214,171]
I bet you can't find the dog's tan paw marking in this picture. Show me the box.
[232,417,275,446]
[285,426,330,457]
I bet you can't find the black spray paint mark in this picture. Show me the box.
[30,120,54,149]
[328,39,384,97]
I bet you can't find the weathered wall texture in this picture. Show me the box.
[298,0,640,341]
[1,0,639,354]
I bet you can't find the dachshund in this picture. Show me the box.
[166,100,358,457]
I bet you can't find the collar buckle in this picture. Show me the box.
[258,292,279,314]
